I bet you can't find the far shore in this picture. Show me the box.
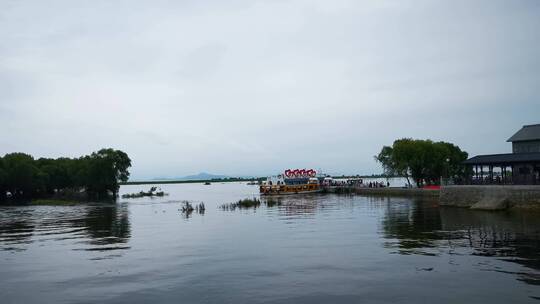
[121,175,400,186]
[120,178,260,185]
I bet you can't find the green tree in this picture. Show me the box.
[0,149,131,202]
[2,153,45,198]
[36,157,74,194]
[375,145,412,187]
[0,156,7,200]
[376,139,468,187]
[83,149,131,198]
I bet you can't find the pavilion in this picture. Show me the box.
[463,124,540,185]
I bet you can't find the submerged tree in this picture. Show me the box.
[0,149,131,201]
[2,153,45,198]
[375,139,468,187]
[0,157,7,201]
[83,149,131,198]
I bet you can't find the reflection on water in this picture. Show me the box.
[382,197,444,253]
[381,197,540,286]
[76,205,131,252]
[0,209,35,251]
[440,207,540,286]
[0,204,130,253]
[1,183,539,303]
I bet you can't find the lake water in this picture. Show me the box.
[1,182,539,303]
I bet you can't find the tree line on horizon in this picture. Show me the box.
[0,148,131,201]
[376,138,469,187]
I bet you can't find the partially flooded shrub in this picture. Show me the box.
[180,201,205,217]
[220,198,261,210]
[181,201,194,213]
[220,197,283,210]
[196,202,205,214]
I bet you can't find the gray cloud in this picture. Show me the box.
[1,0,539,179]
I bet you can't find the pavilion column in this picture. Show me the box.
[511,165,514,185]
[480,166,484,184]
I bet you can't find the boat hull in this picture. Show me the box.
[259,184,321,196]
[260,189,322,196]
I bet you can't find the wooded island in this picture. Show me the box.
[0,149,131,202]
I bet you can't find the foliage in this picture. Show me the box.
[375,139,468,187]
[0,157,8,201]
[2,153,45,198]
[0,148,131,201]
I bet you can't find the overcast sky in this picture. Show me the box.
[1,0,539,179]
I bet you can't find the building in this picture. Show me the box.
[463,124,540,185]
[508,123,540,153]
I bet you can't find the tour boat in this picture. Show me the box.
[259,169,322,195]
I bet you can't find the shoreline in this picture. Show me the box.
[120,175,402,186]
[5,184,538,211]
[440,185,540,210]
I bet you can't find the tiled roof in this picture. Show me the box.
[463,152,540,165]
[507,124,540,142]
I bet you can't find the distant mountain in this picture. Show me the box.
[152,172,231,181]
[180,172,230,181]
